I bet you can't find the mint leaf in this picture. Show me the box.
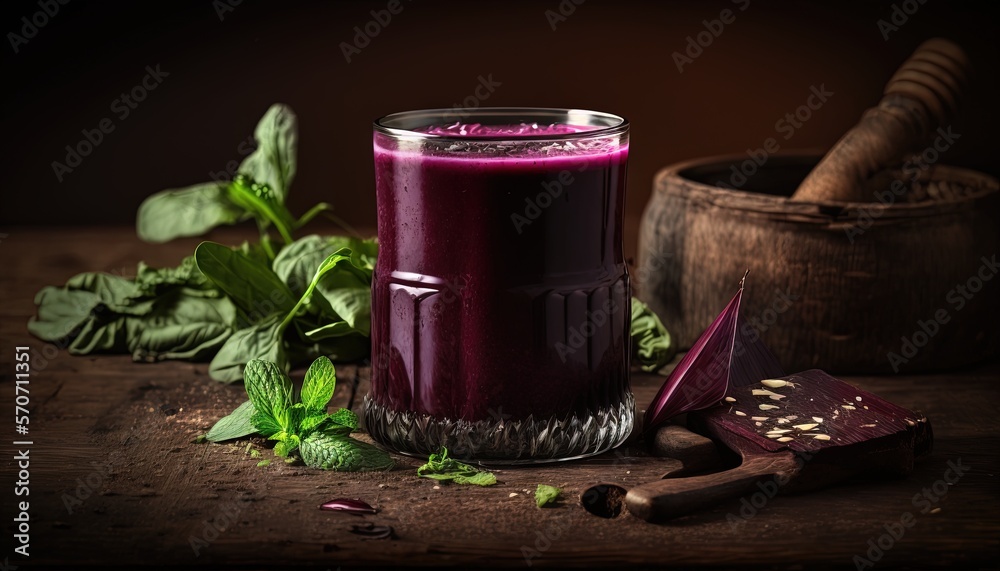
[273,434,301,458]
[300,356,336,413]
[329,408,359,431]
[244,359,293,435]
[535,484,561,507]
[299,432,394,472]
[205,400,257,442]
[417,448,497,486]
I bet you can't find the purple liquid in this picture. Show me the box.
[371,123,630,423]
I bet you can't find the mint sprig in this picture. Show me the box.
[416,448,497,486]
[204,356,394,472]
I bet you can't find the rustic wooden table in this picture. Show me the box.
[1,228,997,570]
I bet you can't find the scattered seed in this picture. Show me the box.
[930,507,941,514]
[432,485,441,490]
[752,389,783,398]
[860,424,877,428]
[863,406,869,410]
[760,379,788,388]
[766,429,791,434]
[842,405,856,410]
[855,396,862,402]
[905,419,917,426]
[751,416,768,421]
[734,411,747,416]
[509,493,519,498]
[777,418,790,424]
[767,434,782,439]
[812,434,831,441]
[759,404,779,410]
[785,415,799,421]
[812,417,824,423]
[724,397,736,403]
[755,422,762,427]
[777,437,794,442]
[793,423,819,431]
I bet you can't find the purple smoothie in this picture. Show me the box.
[369,121,630,427]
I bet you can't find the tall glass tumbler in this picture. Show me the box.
[366,108,632,463]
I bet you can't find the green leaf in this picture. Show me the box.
[128,294,237,362]
[273,434,301,457]
[300,356,337,413]
[195,241,295,315]
[208,314,287,383]
[238,104,298,202]
[534,484,561,508]
[205,400,257,442]
[416,448,497,486]
[243,359,294,436]
[136,182,246,243]
[226,175,296,244]
[27,287,101,341]
[298,432,394,472]
[299,413,331,434]
[316,280,371,336]
[631,297,677,373]
[134,256,216,297]
[328,408,359,431]
[302,320,357,340]
[272,235,356,296]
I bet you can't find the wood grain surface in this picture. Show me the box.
[0,227,997,569]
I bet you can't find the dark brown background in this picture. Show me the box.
[3,0,997,257]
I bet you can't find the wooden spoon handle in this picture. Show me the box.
[625,452,801,521]
[791,38,972,203]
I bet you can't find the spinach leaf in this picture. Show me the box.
[136,182,246,243]
[208,314,287,383]
[28,287,101,341]
[195,241,295,315]
[205,400,257,442]
[416,448,496,486]
[237,103,297,202]
[272,235,355,297]
[630,297,677,373]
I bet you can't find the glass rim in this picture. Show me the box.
[373,107,629,142]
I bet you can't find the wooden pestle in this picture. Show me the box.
[791,38,972,203]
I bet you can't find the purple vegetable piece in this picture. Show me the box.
[319,498,377,515]
[643,272,784,432]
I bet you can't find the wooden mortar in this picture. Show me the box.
[637,153,998,373]
[637,38,999,373]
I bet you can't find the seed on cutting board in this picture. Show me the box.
[793,423,819,431]
[777,418,790,424]
[812,434,831,441]
[734,410,747,416]
[760,379,788,388]
[724,396,736,403]
[751,416,768,421]
[752,389,784,398]
[766,429,791,434]
[812,417,824,423]
[842,405,857,410]
[759,404,779,410]
[777,437,794,442]
[767,434,782,439]
[856,396,863,402]
[755,422,762,426]
[860,424,877,428]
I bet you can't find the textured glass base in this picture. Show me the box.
[363,393,634,465]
